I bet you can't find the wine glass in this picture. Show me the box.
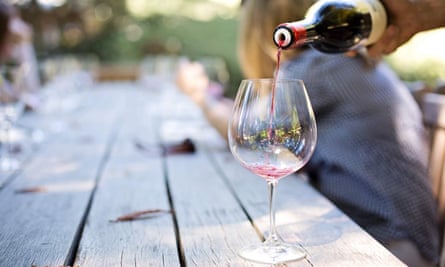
[228,78,317,264]
[0,64,26,172]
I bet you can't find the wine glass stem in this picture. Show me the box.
[267,179,280,244]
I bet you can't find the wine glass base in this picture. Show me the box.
[238,242,306,264]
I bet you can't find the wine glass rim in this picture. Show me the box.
[241,78,303,82]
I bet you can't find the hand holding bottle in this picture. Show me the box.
[273,0,387,53]
[367,0,445,58]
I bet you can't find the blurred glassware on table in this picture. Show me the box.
[0,63,25,172]
[140,55,186,79]
[195,56,230,88]
[37,69,94,134]
[40,54,99,85]
[140,55,229,92]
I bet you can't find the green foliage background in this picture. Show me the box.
[55,14,243,97]
[20,0,444,95]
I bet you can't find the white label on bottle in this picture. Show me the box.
[359,0,387,45]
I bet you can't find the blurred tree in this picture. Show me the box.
[11,0,443,93]
[11,0,243,93]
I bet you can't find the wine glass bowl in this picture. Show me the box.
[228,78,316,264]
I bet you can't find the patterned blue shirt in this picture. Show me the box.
[280,49,440,264]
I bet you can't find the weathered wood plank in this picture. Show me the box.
[75,89,180,266]
[211,150,406,267]
[166,147,260,266]
[0,87,124,266]
[0,80,412,267]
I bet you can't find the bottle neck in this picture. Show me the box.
[273,20,318,49]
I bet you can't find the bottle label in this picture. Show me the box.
[357,0,387,45]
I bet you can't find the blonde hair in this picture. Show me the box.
[237,0,315,78]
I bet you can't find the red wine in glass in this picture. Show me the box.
[245,163,296,181]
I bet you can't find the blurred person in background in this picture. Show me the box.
[175,0,439,266]
[0,0,41,108]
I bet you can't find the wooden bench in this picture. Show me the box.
[422,92,445,267]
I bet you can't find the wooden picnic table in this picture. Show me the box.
[0,77,406,267]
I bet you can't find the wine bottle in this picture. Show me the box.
[273,0,387,53]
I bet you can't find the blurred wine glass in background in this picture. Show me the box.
[0,63,26,173]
